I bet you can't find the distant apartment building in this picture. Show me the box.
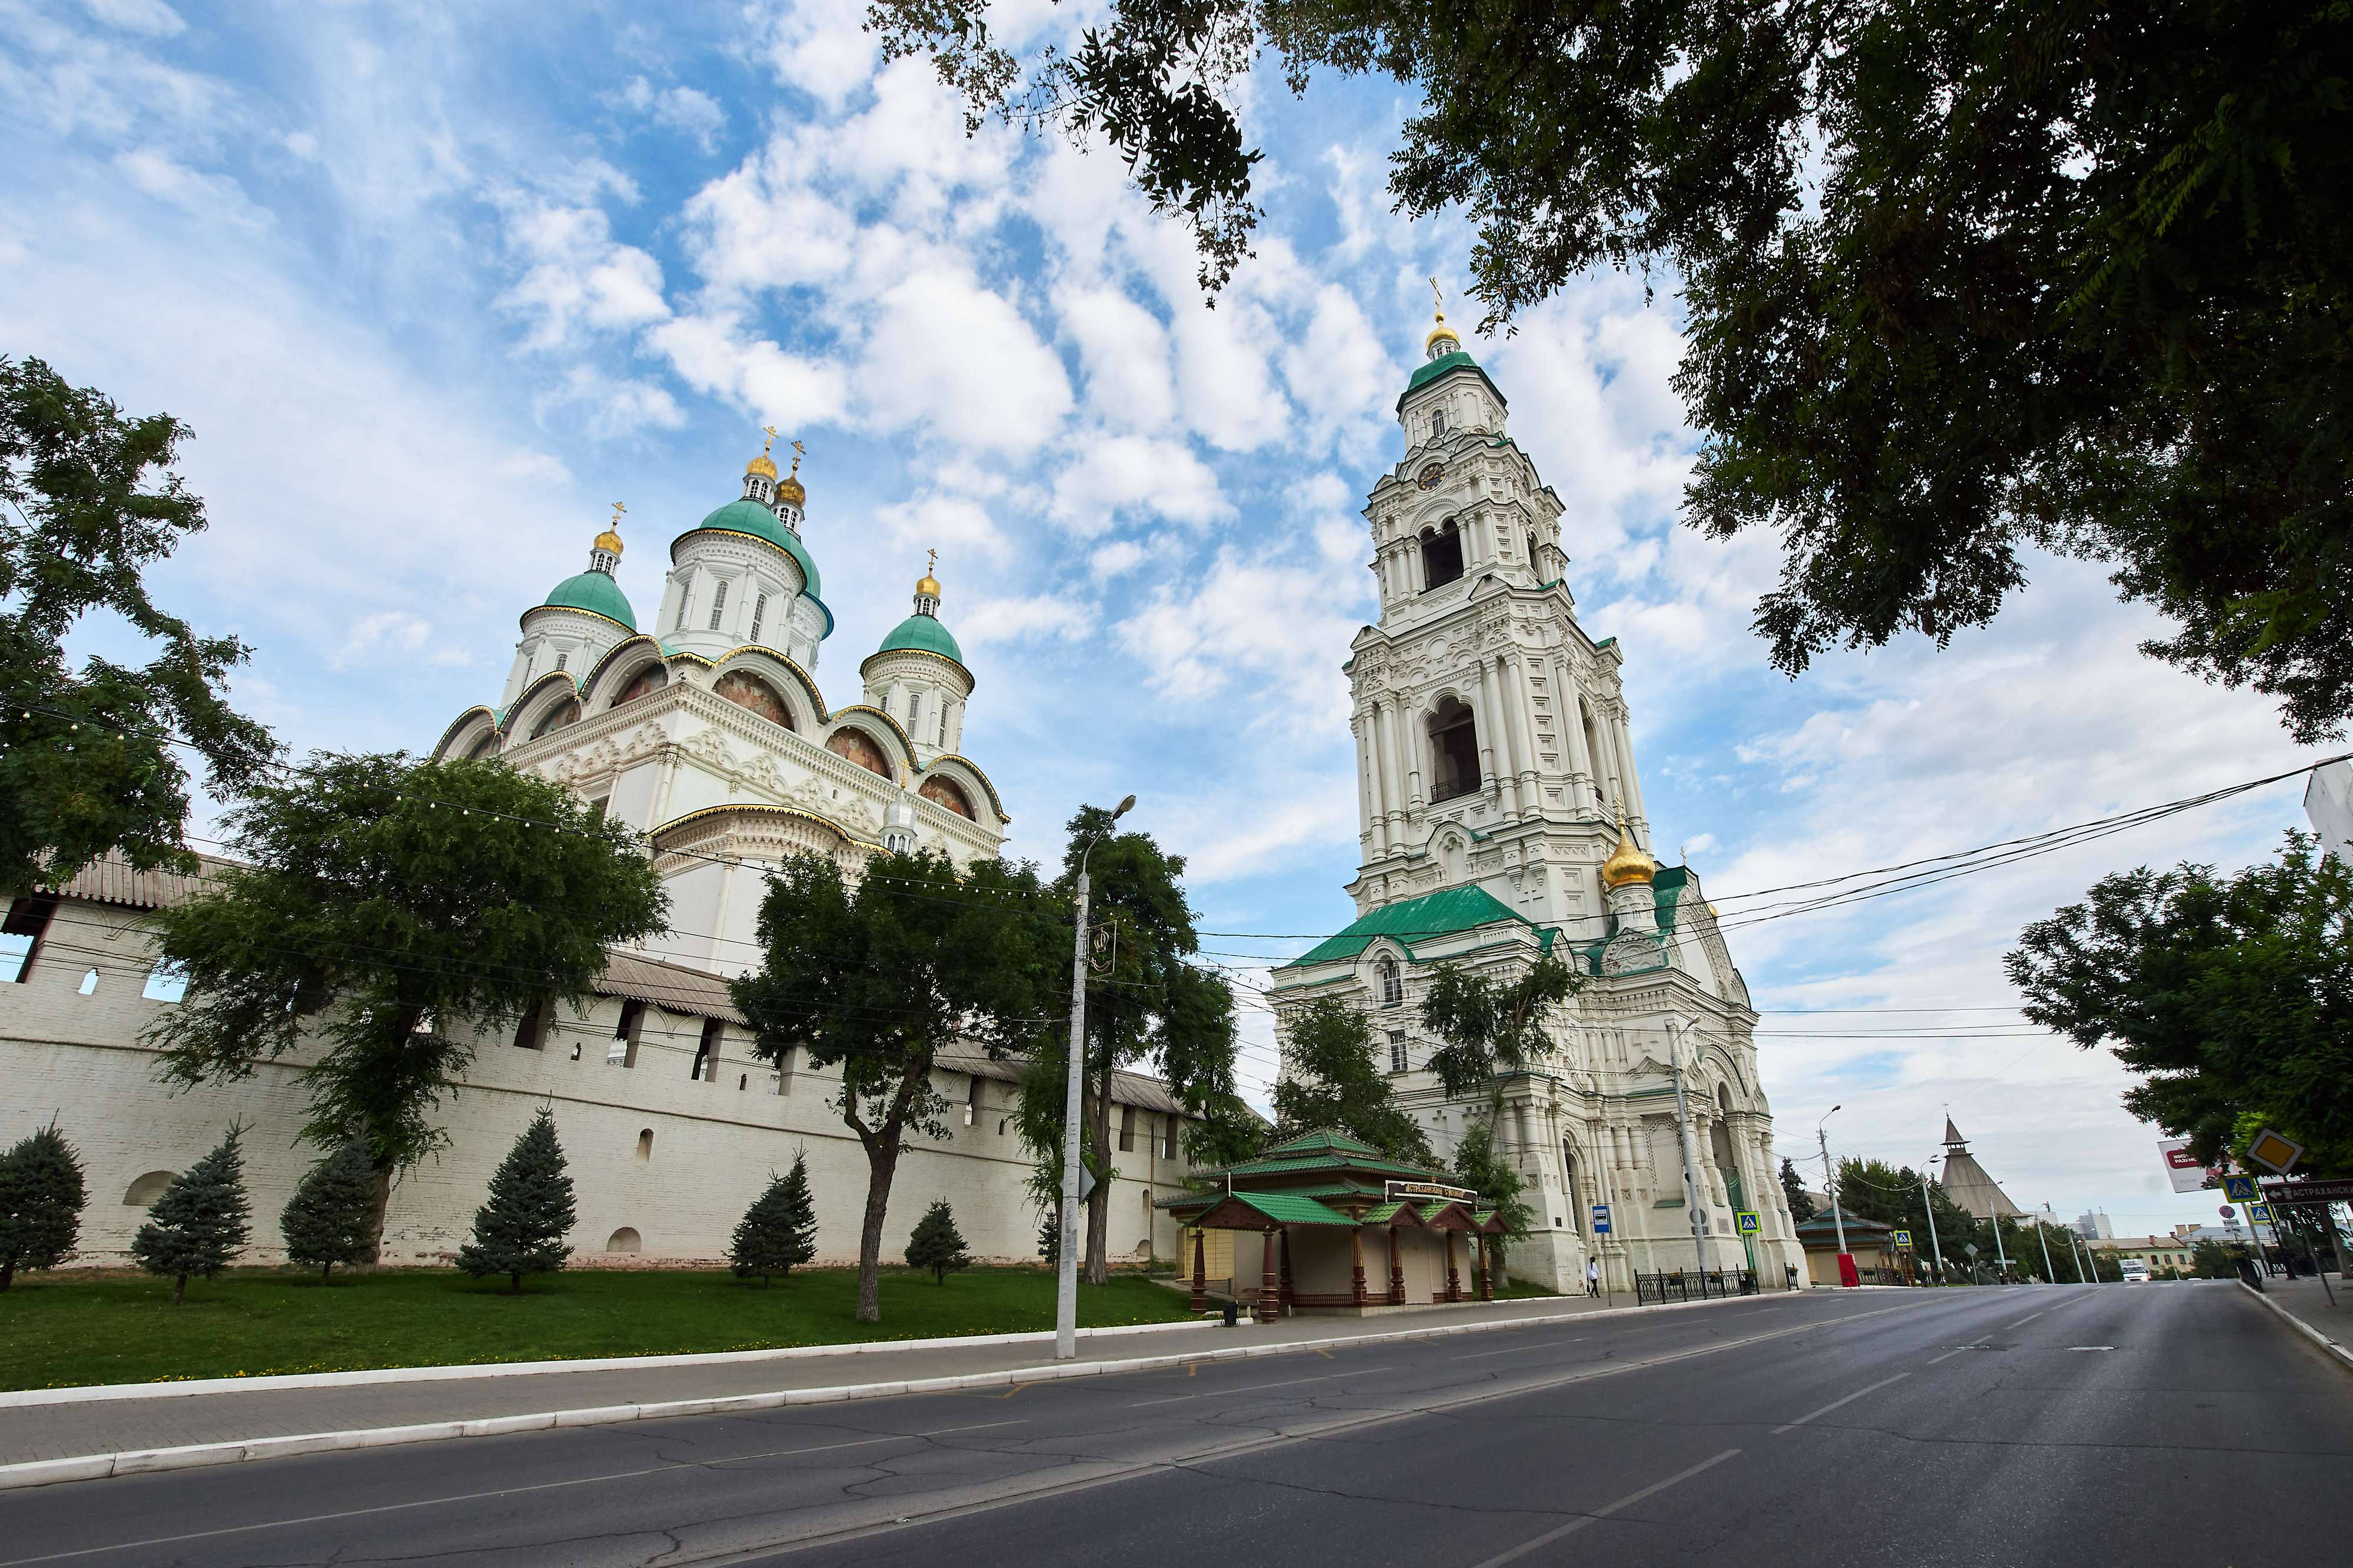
[2074,1209,2114,1240]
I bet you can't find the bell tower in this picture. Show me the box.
[1345,291,1655,929]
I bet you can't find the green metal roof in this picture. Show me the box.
[877,611,964,664]
[1223,1191,1360,1227]
[1397,351,1508,413]
[687,499,825,601]
[1277,885,1537,969]
[538,569,635,631]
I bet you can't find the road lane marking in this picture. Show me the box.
[915,1421,1026,1437]
[1468,1448,1744,1568]
[1769,1374,1909,1434]
[2007,1309,2051,1327]
[1126,1367,1402,1407]
[1452,1339,1584,1361]
[1924,1346,1985,1365]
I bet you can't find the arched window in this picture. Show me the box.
[465,731,498,760]
[615,663,667,708]
[1427,698,1481,800]
[606,1227,642,1253]
[826,726,892,778]
[1717,1082,1732,1115]
[674,590,691,632]
[1420,520,1464,589]
[635,1128,653,1162]
[123,1170,176,1207]
[707,578,729,631]
[714,671,792,729]
[748,592,768,645]
[919,776,975,819]
[1376,956,1402,1007]
[1527,531,1539,568]
[529,698,581,740]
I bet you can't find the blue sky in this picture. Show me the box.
[4,0,2322,1239]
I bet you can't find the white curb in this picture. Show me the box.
[0,1316,1219,1410]
[2239,1279,2353,1377]
[0,1290,1799,1491]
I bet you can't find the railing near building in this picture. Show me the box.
[1634,1267,1763,1304]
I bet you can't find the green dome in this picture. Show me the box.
[1398,349,1507,415]
[692,499,823,600]
[539,569,635,630]
[878,612,963,664]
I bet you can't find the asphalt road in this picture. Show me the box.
[1,1282,2345,1567]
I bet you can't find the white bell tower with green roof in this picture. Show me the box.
[1265,293,1803,1295]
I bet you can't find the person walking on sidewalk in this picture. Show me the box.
[1586,1258,1600,1297]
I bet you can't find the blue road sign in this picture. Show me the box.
[1591,1204,1612,1234]
[1737,1211,1761,1235]
[2222,1174,2259,1202]
[2247,1202,2274,1223]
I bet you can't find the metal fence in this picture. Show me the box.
[1634,1268,1759,1304]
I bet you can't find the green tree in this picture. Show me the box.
[131,1125,251,1304]
[0,1122,86,1289]
[1778,1157,1817,1223]
[0,356,278,893]
[1270,996,1435,1165]
[2007,830,2353,1177]
[1043,806,1240,1286]
[1419,956,1582,1127]
[1038,1206,1061,1269]
[145,750,668,1253]
[905,1198,971,1283]
[2189,1239,2238,1280]
[1449,1124,1531,1279]
[455,1108,576,1292]
[733,847,1058,1322]
[278,1143,378,1283]
[1182,1091,1268,1170]
[879,2,2353,739]
[731,1155,820,1286]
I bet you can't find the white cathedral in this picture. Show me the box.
[4,305,1801,1291]
[1266,304,1805,1292]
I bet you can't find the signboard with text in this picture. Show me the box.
[1591,1205,1612,1234]
[2161,1138,2223,1193]
[1385,1180,1479,1205]
[2260,1178,2353,1207]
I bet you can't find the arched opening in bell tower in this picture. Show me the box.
[1419,520,1464,589]
[1428,698,1481,801]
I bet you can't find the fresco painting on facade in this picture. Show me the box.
[1267,305,1804,1293]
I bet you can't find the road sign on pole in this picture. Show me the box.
[1591,1205,1612,1235]
[2248,1202,2274,1223]
[1892,1229,1914,1247]
[2222,1174,2260,1202]
[2245,1130,2304,1175]
[1737,1211,1760,1236]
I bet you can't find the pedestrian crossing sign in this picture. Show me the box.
[1737,1211,1760,1235]
[1892,1229,1914,1247]
[2248,1202,2274,1223]
[2222,1175,2259,1202]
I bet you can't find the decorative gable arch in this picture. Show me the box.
[501,671,583,742]
[707,646,828,731]
[432,706,499,762]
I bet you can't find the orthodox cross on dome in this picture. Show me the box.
[1424,276,1461,361]
[914,548,943,616]
[1429,275,1442,312]
[761,424,777,454]
[589,501,626,575]
[609,501,626,528]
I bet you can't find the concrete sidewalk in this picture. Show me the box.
[0,1287,1799,1477]
[2245,1273,2353,1373]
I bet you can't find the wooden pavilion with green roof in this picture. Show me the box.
[1160,1129,1507,1320]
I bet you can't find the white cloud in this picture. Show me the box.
[646,311,849,431]
[331,611,471,670]
[758,0,878,112]
[612,75,725,152]
[112,147,269,228]
[1089,540,1146,579]
[1060,287,1176,432]
[81,0,182,37]
[1049,433,1230,536]
[959,592,1095,648]
[491,191,669,351]
[858,269,1072,456]
[873,492,1008,559]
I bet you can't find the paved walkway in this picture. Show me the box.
[2255,1272,2353,1353]
[0,1287,1801,1469]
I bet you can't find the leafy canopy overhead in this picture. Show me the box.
[1272,995,1435,1166]
[2007,829,2353,1179]
[876,2,2353,738]
[0,356,276,892]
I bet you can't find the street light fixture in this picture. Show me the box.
[1666,1017,1714,1283]
[1056,793,1135,1361]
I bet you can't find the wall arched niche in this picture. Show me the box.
[826,726,892,778]
[531,699,581,740]
[606,1227,642,1253]
[714,671,792,729]
[1427,698,1480,800]
[123,1170,176,1207]
[614,663,668,708]
[919,776,975,819]
[464,732,498,760]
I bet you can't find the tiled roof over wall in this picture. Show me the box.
[39,851,232,910]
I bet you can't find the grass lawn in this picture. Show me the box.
[0,1266,1199,1391]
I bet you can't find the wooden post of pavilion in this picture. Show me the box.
[1444,1230,1462,1303]
[1190,1228,1208,1312]
[1278,1229,1295,1312]
[1388,1226,1405,1305]
[1257,1226,1280,1323]
[1350,1227,1367,1307]
[1478,1233,1495,1301]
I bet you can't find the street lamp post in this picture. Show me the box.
[1055,793,1135,1362]
[1919,1159,1947,1284]
[1818,1106,1848,1285]
[1667,1018,1714,1283]
[2034,1204,2058,1285]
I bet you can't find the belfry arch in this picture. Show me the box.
[1427,697,1480,801]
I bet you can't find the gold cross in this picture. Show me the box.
[1429,275,1443,313]
[760,425,777,453]
[926,547,938,575]
[609,501,625,528]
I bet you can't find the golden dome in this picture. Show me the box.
[1425,309,1460,353]
[916,570,942,599]
[745,452,778,481]
[776,450,805,508]
[593,526,625,556]
[1598,812,1657,890]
